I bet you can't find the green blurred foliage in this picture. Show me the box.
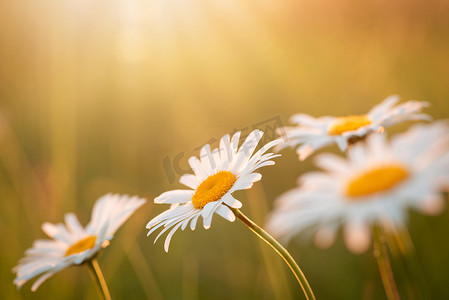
[0,0,448,299]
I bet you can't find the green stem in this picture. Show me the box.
[86,258,112,300]
[388,223,431,299]
[372,224,401,300]
[230,207,316,300]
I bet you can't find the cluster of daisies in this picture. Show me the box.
[13,95,449,298]
[267,96,449,253]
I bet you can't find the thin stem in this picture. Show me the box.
[230,207,315,300]
[387,223,431,299]
[372,224,401,300]
[86,258,112,300]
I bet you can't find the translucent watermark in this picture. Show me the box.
[162,116,287,184]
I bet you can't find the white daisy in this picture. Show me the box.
[13,194,146,291]
[277,95,431,160]
[147,129,281,252]
[267,121,449,253]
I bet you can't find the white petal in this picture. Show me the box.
[88,193,112,232]
[368,95,399,120]
[231,130,263,173]
[246,139,282,166]
[335,137,349,151]
[239,139,282,175]
[290,113,332,127]
[154,190,193,204]
[343,222,371,254]
[232,173,262,191]
[154,219,180,244]
[200,143,215,172]
[219,134,232,168]
[347,143,366,165]
[147,219,171,237]
[164,222,185,252]
[64,213,84,237]
[200,201,217,219]
[202,213,214,230]
[248,159,277,174]
[202,201,221,229]
[30,272,53,292]
[230,131,242,158]
[146,204,194,229]
[211,148,221,172]
[188,156,207,179]
[41,223,72,244]
[418,194,445,215]
[179,174,200,189]
[313,227,337,249]
[297,145,315,161]
[190,215,200,230]
[103,195,146,236]
[222,194,243,208]
[215,205,236,222]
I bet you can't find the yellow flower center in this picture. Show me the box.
[327,115,372,135]
[345,165,409,198]
[192,171,237,209]
[65,235,97,257]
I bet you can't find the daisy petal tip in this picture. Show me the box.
[273,144,283,153]
[272,138,284,147]
[154,197,163,204]
[297,145,314,161]
[344,224,371,254]
[313,228,336,249]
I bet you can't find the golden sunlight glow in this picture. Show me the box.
[192,171,237,209]
[345,165,409,198]
[327,115,372,135]
[65,236,97,257]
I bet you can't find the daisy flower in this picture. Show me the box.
[146,129,281,252]
[267,121,449,253]
[148,129,316,300]
[277,95,431,160]
[14,194,146,292]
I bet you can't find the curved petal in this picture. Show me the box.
[222,194,243,208]
[154,190,193,204]
[164,221,185,252]
[215,205,236,222]
[343,221,371,254]
[219,134,232,168]
[179,174,200,189]
[188,156,207,179]
[232,173,262,191]
[231,130,263,173]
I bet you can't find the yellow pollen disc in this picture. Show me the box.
[64,235,97,257]
[345,165,409,198]
[327,115,372,135]
[192,171,237,209]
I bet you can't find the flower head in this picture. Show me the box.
[277,95,431,160]
[147,129,281,252]
[267,121,449,253]
[13,194,146,291]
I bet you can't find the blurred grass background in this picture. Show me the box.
[1,0,449,299]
